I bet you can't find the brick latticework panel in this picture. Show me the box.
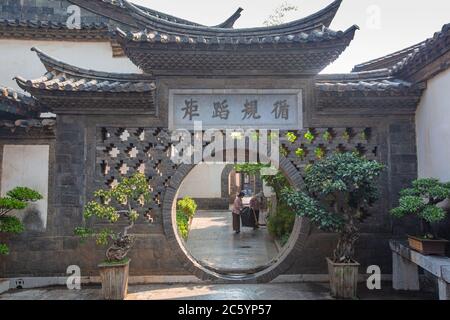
[96,127,379,211]
[281,127,379,171]
[96,127,178,211]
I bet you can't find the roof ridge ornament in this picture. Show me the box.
[121,0,344,35]
[214,8,244,29]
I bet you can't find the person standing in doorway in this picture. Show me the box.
[250,193,261,230]
[232,192,245,234]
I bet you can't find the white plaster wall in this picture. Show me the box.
[416,69,450,182]
[178,163,227,198]
[0,39,141,91]
[1,145,49,230]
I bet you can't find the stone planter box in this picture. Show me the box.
[408,236,449,256]
[98,259,130,300]
[327,258,360,299]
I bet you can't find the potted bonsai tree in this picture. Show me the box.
[0,187,43,255]
[391,178,450,255]
[75,173,151,300]
[282,152,384,299]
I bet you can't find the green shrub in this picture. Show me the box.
[176,197,197,240]
[0,243,9,255]
[176,210,190,241]
[177,197,197,219]
[0,216,25,234]
[268,205,295,243]
[0,186,42,255]
[7,187,42,202]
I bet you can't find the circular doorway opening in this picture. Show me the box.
[162,157,311,283]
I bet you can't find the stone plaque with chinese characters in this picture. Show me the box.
[169,89,303,130]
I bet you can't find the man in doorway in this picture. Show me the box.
[232,192,245,234]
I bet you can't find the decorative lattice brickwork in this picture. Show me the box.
[96,127,379,210]
[281,128,379,171]
[96,128,177,210]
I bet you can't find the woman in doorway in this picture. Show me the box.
[232,192,245,234]
[250,193,262,230]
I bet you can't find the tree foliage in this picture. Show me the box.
[263,2,298,26]
[0,186,42,255]
[267,204,295,246]
[282,153,384,263]
[74,173,152,262]
[234,163,289,198]
[391,178,450,238]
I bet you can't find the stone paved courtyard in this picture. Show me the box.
[0,282,436,300]
[186,210,278,271]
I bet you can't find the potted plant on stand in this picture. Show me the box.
[391,178,449,255]
[75,173,151,300]
[282,152,384,299]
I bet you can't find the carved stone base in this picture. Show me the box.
[98,259,130,300]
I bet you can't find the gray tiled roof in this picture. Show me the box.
[14,48,157,113]
[0,86,39,119]
[68,0,244,29]
[90,0,204,27]
[352,23,450,80]
[0,118,56,131]
[118,26,357,46]
[352,42,426,73]
[0,18,110,40]
[114,0,353,75]
[15,47,155,93]
[316,70,417,93]
[0,0,111,25]
[120,0,343,37]
[117,25,358,75]
[390,23,450,78]
[315,70,425,113]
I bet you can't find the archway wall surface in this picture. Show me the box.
[0,77,419,280]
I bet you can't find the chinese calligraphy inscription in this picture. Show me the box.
[170,89,303,130]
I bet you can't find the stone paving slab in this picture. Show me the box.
[0,282,436,300]
[0,283,330,300]
[186,210,278,271]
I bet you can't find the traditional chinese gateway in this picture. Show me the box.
[0,0,449,284]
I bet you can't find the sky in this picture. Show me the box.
[130,0,450,73]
